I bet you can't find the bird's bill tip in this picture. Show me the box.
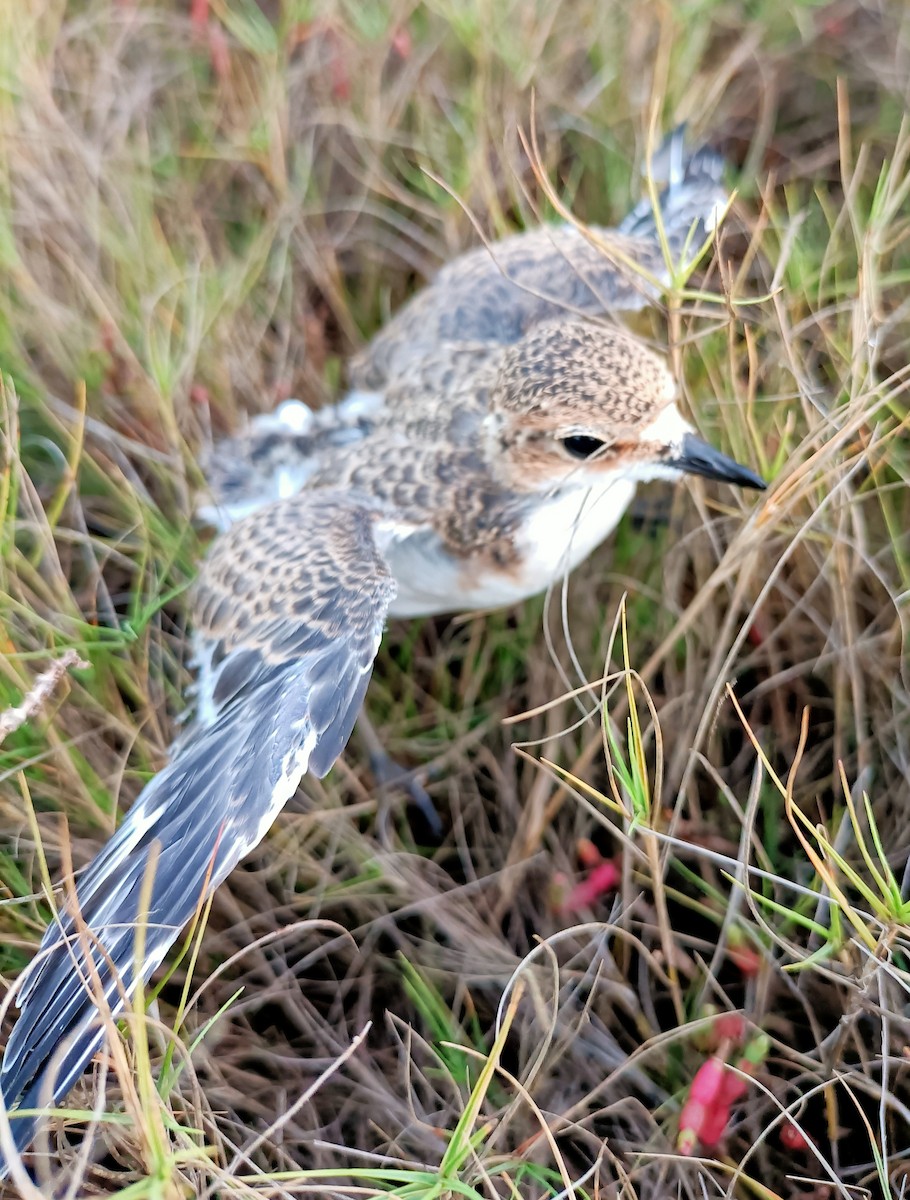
[669,433,767,490]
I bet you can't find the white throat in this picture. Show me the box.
[515,475,638,594]
[384,475,640,619]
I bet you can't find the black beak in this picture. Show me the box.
[667,433,766,490]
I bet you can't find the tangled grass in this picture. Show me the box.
[0,1,909,1196]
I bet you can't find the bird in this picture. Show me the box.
[0,130,766,1176]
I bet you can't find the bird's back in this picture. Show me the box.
[351,137,727,390]
[200,341,505,530]
[201,129,728,531]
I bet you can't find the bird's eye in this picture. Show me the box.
[562,435,607,460]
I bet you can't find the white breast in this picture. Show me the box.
[386,477,637,618]
[513,477,637,594]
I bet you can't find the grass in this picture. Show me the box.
[1,0,910,1195]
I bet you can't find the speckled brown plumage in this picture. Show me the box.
[491,322,673,424]
[347,135,728,393]
[201,322,681,564]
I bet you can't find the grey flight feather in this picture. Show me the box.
[0,490,396,1172]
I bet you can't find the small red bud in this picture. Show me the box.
[190,0,209,34]
[710,1013,746,1047]
[678,1056,731,1153]
[390,26,412,59]
[557,861,620,915]
[780,1119,811,1151]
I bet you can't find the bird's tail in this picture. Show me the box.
[618,126,728,259]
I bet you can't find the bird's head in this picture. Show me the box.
[485,321,765,495]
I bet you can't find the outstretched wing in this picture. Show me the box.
[0,489,397,1171]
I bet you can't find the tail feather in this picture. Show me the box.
[618,126,728,256]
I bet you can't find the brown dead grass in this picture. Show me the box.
[0,1,909,1197]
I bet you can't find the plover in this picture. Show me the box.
[0,133,765,1173]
